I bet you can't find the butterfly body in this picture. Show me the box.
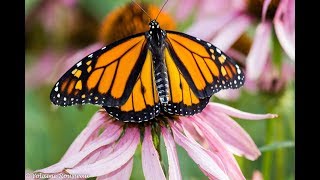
[51,19,245,123]
[146,20,170,104]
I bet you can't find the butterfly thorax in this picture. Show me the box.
[146,20,170,104]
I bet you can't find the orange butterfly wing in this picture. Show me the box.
[50,33,148,107]
[104,50,161,122]
[165,31,245,99]
[160,31,244,116]
[163,48,210,116]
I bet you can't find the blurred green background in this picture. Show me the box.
[25,0,295,179]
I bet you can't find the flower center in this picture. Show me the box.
[247,0,280,20]
[230,33,252,68]
[99,2,176,44]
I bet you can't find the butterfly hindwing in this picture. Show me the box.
[162,48,210,116]
[104,50,161,122]
[165,31,245,99]
[50,33,148,107]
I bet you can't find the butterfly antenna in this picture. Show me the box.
[155,0,168,21]
[131,0,151,21]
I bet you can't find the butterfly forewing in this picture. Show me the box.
[50,33,148,107]
[165,31,245,99]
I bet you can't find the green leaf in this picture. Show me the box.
[259,141,295,152]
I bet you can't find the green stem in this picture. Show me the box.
[262,118,274,180]
[275,119,284,180]
[151,124,167,176]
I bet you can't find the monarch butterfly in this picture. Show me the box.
[50,3,245,123]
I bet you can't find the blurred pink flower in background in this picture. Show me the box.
[252,170,264,180]
[185,0,295,70]
[25,0,99,89]
[25,49,60,89]
[47,43,104,84]
[168,0,295,99]
[35,103,277,179]
[246,57,295,93]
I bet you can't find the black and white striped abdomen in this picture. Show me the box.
[154,61,170,104]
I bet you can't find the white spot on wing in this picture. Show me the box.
[77,61,82,67]
[216,48,221,54]
[54,87,58,92]
[207,43,212,47]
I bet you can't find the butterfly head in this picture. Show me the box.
[147,20,166,53]
[149,20,160,29]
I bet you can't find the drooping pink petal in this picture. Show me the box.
[211,14,252,51]
[214,89,241,101]
[25,50,58,89]
[230,0,247,11]
[274,0,295,60]
[252,170,264,180]
[171,122,229,180]
[36,123,122,173]
[75,147,108,167]
[281,60,295,82]
[226,49,247,65]
[65,127,140,177]
[49,43,104,83]
[191,116,245,180]
[142,127,166,180]
[77,124,123,166]
[199,110,261,160]
[96,158,134,180]
[262,0,272,22]
[179,120,227,173]
[244,73,259,93]
[161,127,182,180]
[274,19,295,61]
[61,111,109,160]
[179,118,205,144]
[206,103,278,120]
[186,12,239,40]
[87,110,108,126]
[246,22,272,80]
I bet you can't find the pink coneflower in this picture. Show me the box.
[25,0,99,89]
[168,0,295,100]
[35,103,277,179]
[184,0,295,81]
[245,56,295,93]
